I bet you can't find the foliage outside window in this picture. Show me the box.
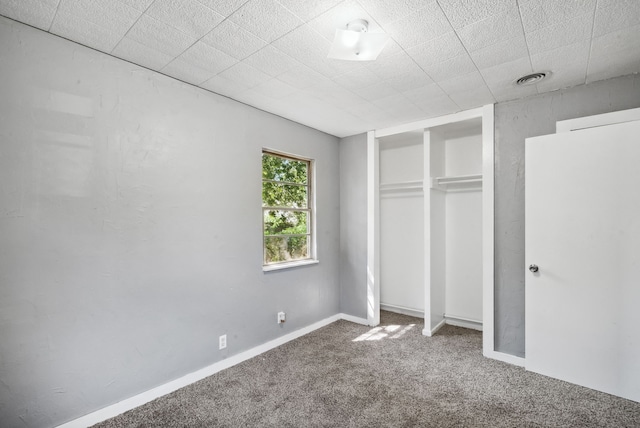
[262,150,313,266]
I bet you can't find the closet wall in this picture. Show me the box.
[379,132,424,314]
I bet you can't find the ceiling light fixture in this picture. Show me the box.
[327,19,389,61]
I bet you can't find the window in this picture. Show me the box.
[262,150,315,268]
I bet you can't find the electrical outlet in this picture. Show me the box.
[277,311,286,324]
[219,334,227,350]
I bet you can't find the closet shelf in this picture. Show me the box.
[380,180,423,195]
[430,174,482,192]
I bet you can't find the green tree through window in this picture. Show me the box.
[262,151,313,265]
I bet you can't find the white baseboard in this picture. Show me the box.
[445,316,483,332]
[422,319,446,337]
[380,303,424,319]
[484,350,526,367]
[57,313,354,428]
[340,313,370,326]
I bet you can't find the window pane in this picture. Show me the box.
[262,154,308,185]
[262,181,307,208]
[264,210,308,236]
[264,235,309,264]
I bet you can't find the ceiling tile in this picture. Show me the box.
[402,83,448,103]
[195,0,249,16]
[305,81,365,105]
[449,84,495,110]
[200,74,249,97]
[161,57,216,85]
[275,0,343,22]
[438,0,514,29]
[593,0,640,38]
[217,61,272,88]
[368,51,424,80]
[273,24,357,78]
[57,0,142,35]
[50,12,124,53]
[243,45,301,77]
[201,19,267,60]
[421,53,477,83]
[417,95,459,118]
[588,24,640,82]
[251,77,298,98]
[275,64,332,89]
[371,93,420,118]
[146,0,225,39]
[358,0,427,26]
[530,40,589,74]
[479,56,535,101]
[332,68,383,90]
[344,102,389,123]
[535,66,586,92]
[405,31,466,69]
[469,35,529,70]
[228,0,303,42]
[111,37,174,69]
[0,0,58,30]
[384,68,433,93]
[384,2,452,49]
[119,0,156,12]
[525,11,593,55]
[456,5,523,52]
[519,0,596,33]
[352,80,399,101]
[126,14,197,57]
[439,70,485,94]
[175,40,238,74]
[309,0,381,42]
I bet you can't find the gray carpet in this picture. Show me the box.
[94,311,640,427]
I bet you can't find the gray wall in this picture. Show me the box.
[494,73,640,356]
[0,18,340,427]
[339,134,368,319]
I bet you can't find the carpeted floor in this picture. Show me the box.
[94,311,640,427]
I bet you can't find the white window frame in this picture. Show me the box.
[262,149,318,272]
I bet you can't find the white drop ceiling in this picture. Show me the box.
[1,0,639,137]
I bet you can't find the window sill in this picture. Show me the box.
[263,259,319,272]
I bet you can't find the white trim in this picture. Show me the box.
[445,317,483,331]
[481,103,495,359]
[263,259,319,272]
[366,131,380,327]
[422,319,446,337]
[57,313,366,428]
[375,107,484,138]
[380,303,424,318]
[556,107,640,133]
[371,105,498,361]
[483,350,526,367]
[340,313,370,326]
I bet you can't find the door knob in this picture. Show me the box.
[529,264,539,273]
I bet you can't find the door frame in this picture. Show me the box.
[365,105,515,364]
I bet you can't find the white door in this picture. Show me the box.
[525,120,640,402]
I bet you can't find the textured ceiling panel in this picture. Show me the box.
[525,12,594,55]
[126,14,197,56]
[0,0,57,31]
[1,0,639,137]
[201,19,267,60]
[228,0,303,42]
[50,12,126,53]
[146,0,224,38]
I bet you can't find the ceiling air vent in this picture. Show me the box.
[515,72,550,86]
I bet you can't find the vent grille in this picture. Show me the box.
[515,72,549,86]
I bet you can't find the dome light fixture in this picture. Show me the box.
[328,19,389,61]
